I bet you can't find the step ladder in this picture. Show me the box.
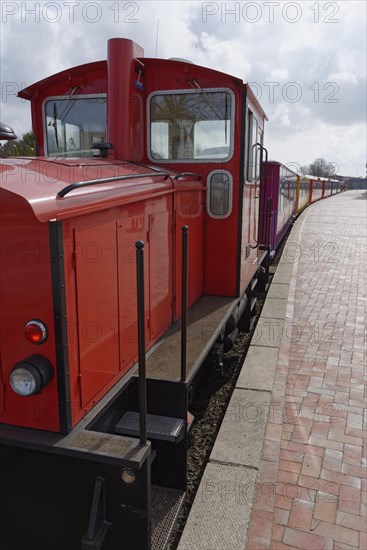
[116,412,185,443]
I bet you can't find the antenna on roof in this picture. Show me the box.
[155,19,160,58]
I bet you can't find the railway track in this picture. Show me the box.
[168,226,291,549]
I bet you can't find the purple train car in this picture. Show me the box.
[260,161,297,258]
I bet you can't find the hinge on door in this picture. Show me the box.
[147,318,151,329]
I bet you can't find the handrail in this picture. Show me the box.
[126,160,170,174]
[266,196,272,250]
[174,172,202,181]
[135,240,148,446]
[251,142,268,249]
[180,226,189,382]
[57,172,170,198]
[264,196,272,281]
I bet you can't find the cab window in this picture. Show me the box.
[45,95,107,157]
[149,90,233,161]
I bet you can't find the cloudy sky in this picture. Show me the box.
[1,0,366,176]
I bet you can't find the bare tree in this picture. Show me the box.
[308,158,336,177]
[300,165,309,175]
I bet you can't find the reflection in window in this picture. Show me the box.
[45,96,107,157]
[150,91,232,160]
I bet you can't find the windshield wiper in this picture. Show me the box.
[48,101,59,148]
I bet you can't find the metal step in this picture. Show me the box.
[250,297,257,313]
[116,411,185,443]
[151,485,185,550]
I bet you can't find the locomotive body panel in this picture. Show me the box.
[0,187,60,431]
[173,184,205,318]
[1,155,204,431]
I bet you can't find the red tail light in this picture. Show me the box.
[25,320,48,344]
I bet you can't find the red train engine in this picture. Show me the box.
[0,38,268,549]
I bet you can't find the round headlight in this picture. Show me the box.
[9,355,54,397]
[10,366,41,396]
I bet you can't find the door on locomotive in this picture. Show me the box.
[240,88,267,290]
[143,60,267,298]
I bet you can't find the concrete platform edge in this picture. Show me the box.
[177,208,311,549]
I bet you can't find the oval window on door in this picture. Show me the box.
[207,170,233,219]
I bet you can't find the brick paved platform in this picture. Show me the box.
[178,190,366,550]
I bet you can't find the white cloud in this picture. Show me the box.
[0,0,366,175]
[328,70,359,87]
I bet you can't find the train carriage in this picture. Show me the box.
[0,38,269,550]
[323,178,332,198]
[259,161,297,258]
[296,175,310,214]
[330,178,341,194]
[309,175,324,203]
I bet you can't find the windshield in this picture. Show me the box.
[45,96,107,157]
[150,90,233,161]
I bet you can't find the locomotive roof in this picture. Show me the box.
[18,57,268,121]
[18,61,107,100]
[246,85,268,122]
[0,157,178,222]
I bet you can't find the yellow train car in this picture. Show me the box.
[296,175,310,214]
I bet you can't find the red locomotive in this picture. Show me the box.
[0,38,340,549]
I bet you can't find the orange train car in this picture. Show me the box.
[0,38,269,550]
